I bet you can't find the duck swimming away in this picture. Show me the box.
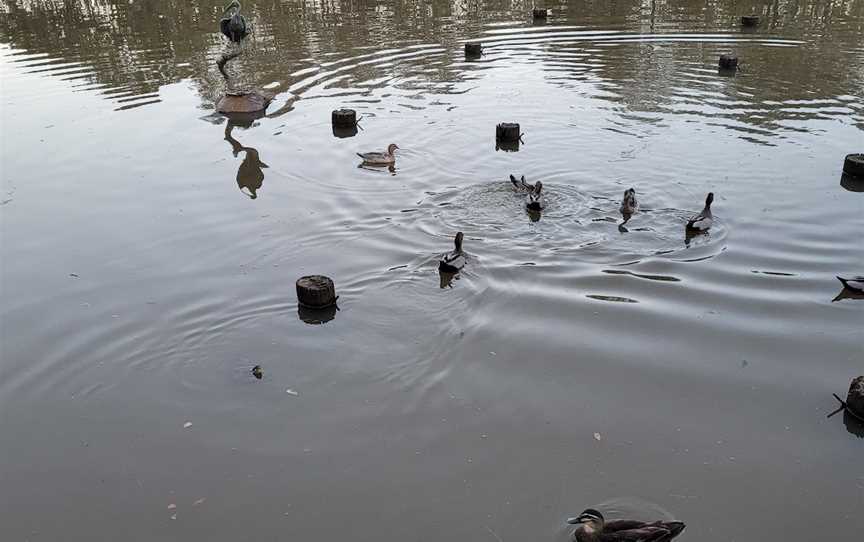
[439,232,466,273]
[568,509,686,542]
[620,188,638,216]
[526,180,545,211]
[837,276,864,293]
[686,192,714,231]
[357,143,399,166]
[220,1,248,43]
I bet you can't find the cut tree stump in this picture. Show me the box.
[847,376,864,420]
[496,122,521,142]
[217,91,273,115]
[843,154,864,178]
[332,109,357,128]
[296,275,338,308]
[465,42,483,58]
[719,54,739,69]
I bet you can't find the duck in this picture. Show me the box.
[438,232,466,273]
[837,276,864,293]
[686,192,714,232]
[620,188,638,216]
[568,509,686,542]
[357,143,399,166]
[220,1,248,43]
[510,174,537,192]
[526,180,545,211]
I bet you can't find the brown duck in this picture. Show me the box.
[568,509,685,541]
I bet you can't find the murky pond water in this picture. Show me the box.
[1,1,863,540]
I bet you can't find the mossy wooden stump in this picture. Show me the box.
[741,15,760,27]
[296,275,338,309]
[465,42,483,59]
[496,122,521,142]
[719,54,739,70]
[847,376,864,420]
[217,90,273,116]
[843,154,864,178]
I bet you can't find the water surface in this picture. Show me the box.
[1,1,863,540]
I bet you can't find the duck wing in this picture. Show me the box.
[604,520,658,532]
[357,152,384,160]
[597,526,672,541]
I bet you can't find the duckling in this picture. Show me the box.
[439,232,466,273]
[526,180,545,211]
[568,509,685,542]
[620,188,638,216]
[686,192,714,232]
[837,276,864,293]
[510,174,537,192]
[220,0,248,43]
[357,143,399,166]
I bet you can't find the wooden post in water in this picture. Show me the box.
[718,54,739,70]
[332,109,357,128]
[843,154,864,178]
[741,15,760,27]
[465,42,483,59]
[532,8,548,19]
[846,376,864,420]
[496,123,521,142]
[296,275,338,308]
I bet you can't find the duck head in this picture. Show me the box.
[624,187,636,201]
[705,192,714,208]
[224,0,241,13]
[533,180,543,195]
[454,231,464,252]
[568,509,605,533]
[387,143,400,155]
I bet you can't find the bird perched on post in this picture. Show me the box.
[220,1,248,43]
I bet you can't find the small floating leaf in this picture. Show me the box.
[183,421,192,429]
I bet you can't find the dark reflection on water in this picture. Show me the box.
[2,2,864,542]
[224,121,268,199]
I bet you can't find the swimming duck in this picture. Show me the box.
[526,180,545,211]
[568,509,686,542]
[837,276,864,293]
[620,188,638,216]
[439,232,466,273]
[510,174,537,192]
[357,143,399,166]
[686,192,714,231]
[220,1,248,43]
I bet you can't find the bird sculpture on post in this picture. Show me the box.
[220,1,248,43]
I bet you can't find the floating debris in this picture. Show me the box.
[251,365,263,380]
[285,389,299,397]
[183,421,192,429]
[594,432,603,441]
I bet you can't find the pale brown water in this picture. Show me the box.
[1,1,863,540]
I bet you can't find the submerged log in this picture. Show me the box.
[741,15,760,27]
[496,122,521,142]
[296,275,338,308]
[332,108,357,128]
[843,154,864,178]
[465,42,483,58]
[719,54,739,69]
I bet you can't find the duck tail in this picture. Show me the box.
[837,276,848,287]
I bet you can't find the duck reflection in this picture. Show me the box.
[224,121,268,199]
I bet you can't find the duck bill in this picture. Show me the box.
[566,517,585,525]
